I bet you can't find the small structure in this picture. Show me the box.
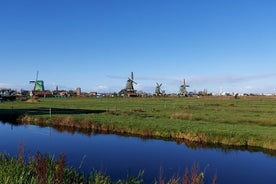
[76,87,81,96]
[0,88,16,101]
[52,86,68,97]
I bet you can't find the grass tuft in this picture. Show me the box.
[170,113,193,120]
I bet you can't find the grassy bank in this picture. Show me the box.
[0,96,276,150]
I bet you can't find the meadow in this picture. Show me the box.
[0,96,276,150]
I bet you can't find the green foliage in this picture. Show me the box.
[0,152,146,184]
[88,170,111,184]
[0,152,212,184]
[115,171,144,184]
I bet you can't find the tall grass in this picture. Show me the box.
[0,152,141,184]
[0,149,215,184]
[157,163,216,184]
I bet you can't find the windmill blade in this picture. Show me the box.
[128,78,137,85]
[131,72,134,80]
[156,82,162,87]
[36,71,39,81]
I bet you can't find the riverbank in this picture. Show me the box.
[0,96,276,150]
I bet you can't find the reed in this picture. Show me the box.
[0,151,214,184]
[0,151,143,184]
[157,163,215,184]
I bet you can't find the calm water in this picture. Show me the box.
[1,122,276,184]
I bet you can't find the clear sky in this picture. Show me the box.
[1,0,276,94]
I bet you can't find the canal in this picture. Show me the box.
[0,121,276,183]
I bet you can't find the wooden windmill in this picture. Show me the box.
[125,72,138,97]
[155,83,162,96]
[180,79,189,96]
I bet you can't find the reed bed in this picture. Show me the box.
[0,149,213,184]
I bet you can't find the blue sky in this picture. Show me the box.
[1,0,276,94]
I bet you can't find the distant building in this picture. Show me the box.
[76,87,81,96]
[89,92,97,97]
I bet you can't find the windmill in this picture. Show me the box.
[180,79,189,96]
[125,72,138,96]
[29,71,45,92]
[155,82,162,96]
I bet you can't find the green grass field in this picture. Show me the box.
[1,96,276,150]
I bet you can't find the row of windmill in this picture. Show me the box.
[121,72,190,97]
[29,71,190,97]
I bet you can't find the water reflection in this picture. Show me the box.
[5,119,276,157]
[0,107,106,124]
[1,122,276,184]
[1,108,276,157]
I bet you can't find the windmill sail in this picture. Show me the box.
[155,82,162,95]
[124,72,138,97]
[29,71,45,92]
[180,79,189,96]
